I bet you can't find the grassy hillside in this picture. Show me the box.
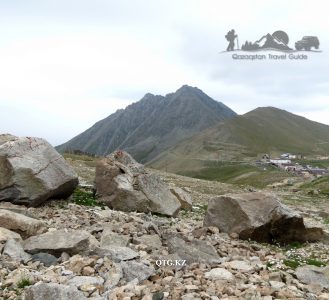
[149,107,329,174]
[300,175,329,196]
[179,161,293,188]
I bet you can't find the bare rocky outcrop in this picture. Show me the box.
[203,192,324,243]
[94,151,182,217]
[0,134,78,206]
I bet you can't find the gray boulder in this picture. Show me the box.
[296,265,329,289]
[92,246,139,262]
[133,234,162,250]
[170,187,193,210]
[100,228,130,248]
[121,260,155,282]
[0,227,22,243]
[94,151,181,217]
[0,134,78,206]
[23,282,87,300]
[3,238,31,262]
[166,234,220,264]
[203,192,324,243]
[0,209,47,238]
[23,229,99,256]
[31,253,58,267]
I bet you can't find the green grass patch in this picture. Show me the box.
[285,241,304,250]
[17,278,32,289]
[306,258,326,267]
[72,188,105,209]
[283,259,301,269]
[284,256,326,269]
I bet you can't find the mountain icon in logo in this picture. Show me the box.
[242,30,292,51]
[224,29,321,53]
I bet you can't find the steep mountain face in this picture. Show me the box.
[149,107,329,172]
[56,85,237,162]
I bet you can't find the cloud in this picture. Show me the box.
[0,0,328,145]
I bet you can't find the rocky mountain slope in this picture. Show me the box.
[149,107,329,173]
[56,85,236,162]
[2,154,329,299]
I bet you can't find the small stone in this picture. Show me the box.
[204,268,234,281]
[60,252,70,262]
[269,271,282,282]
[185,285,199,291]
[224,260,253,272]
[68,276,104,288]
[31,252,58,267]
[319,293,329,300]
[269,280,285,290]
[68,255,95,274]
[82,266,95,276]
[152,291,164,300]
[79,284,97,294]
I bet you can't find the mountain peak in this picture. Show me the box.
[140,93,156,101]
[56,86,237,161]
[176,85,201,94]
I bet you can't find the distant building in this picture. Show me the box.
[280,153,296,159]
[270,159,291,165]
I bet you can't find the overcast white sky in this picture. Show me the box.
[0,0,328,146]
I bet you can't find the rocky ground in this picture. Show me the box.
[1,156,329,299]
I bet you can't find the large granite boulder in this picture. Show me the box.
[94,151,182,217]
[0,134,78,206]
[23,229,99,256]
[203,192,324,243]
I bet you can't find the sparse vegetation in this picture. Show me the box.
[285,241,304,250]
[283,257,326,269]
[17,278,32,289]
[301,175,329,197]
[63,153,100,167]
[72,188,104,209]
